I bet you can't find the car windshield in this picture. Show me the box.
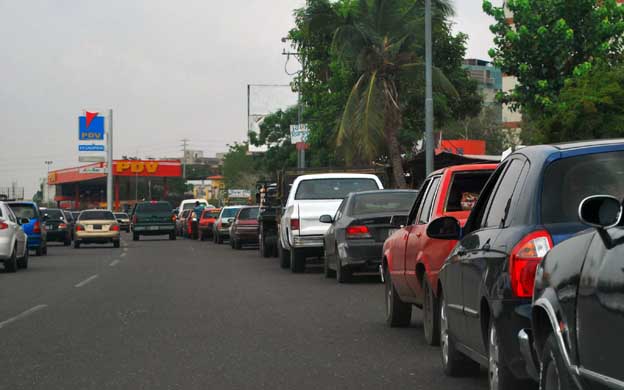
[8,204,37,219]
[351,192,418,216]
[445,170,494,212]
[221,208,239,218]
[295,178,379,200]
[45,209,65,220]
[79,211,115,221]
[237,207,259,220]
[542,151,624,223]
[136,202,172,214]
[114,213,129,219]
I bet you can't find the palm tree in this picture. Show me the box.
[333,0,455,188]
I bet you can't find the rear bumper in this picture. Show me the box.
[340,241,383,269]
[47,230,69,241]
[518,329,540,381]
[133,224,175,232]
[75,231,120,242]
[291,235,324,249]
[27,235,43,248]
[233,230,258,241]
[493,300,533,380]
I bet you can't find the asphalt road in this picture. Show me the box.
[0,233,488,390]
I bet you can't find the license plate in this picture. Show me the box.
[149,226,159,231]
[46,224,54,229]
[93,224,102,230]
[387,229,397,237]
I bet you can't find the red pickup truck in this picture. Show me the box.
[382,163,497,345]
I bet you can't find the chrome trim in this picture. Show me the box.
[447,303,463,312]
[578,195,623,229]
[463,306,479,318]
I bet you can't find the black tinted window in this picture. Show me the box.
[45,209,65,220]
[445,171,493,212]
[483,160,524,228]
[352,192,417,216]
[295,178,379,200]
[136,202,172,213]
[418,176,441,224]
[542,151,624,224]
[237,207,259,220]
[79,211,115,221]
[8,204,37,219]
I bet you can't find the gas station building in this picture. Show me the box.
[47,160,182,211]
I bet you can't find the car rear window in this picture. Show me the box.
[351,192,417,216]
[45,209,65,220]
[114,213,128,219]
[136,202,172,213]
[79,211,115,221]
[445,170,494,212]
[202,209,220,218]
[542,151,624,224]
[237,207,259,220]
[8,204,37,219]
[295,178,380,200]
[221,208,239,218]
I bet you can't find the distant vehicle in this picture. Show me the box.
[130,201,176,241]
[522,195,624,389]
[279,173,384,273]
[322,189,418,283]
[213,206,243,244]
[176,209,191,237]
[74,209,120,248]
[114,213,130,232]
[176,199,214,216]
[229,206,260,249]
[0,201,29,272]
[7,201,47,256]
[381,164,496,346]
[198,208,220,241]
[63,210,76,240]
[41,208,72,246]
[432,140,624,389]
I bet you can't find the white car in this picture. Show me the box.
[278,173,383,273]
[177,199,215,217]
[212,205,244,244]
[0,201,29,272]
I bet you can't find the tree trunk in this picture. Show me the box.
[384,109,408,189]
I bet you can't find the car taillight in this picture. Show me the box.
[76,224,85,231]
[346,225,372,239]
[59,223,67,229]
[111,225,120,231]
[509,230,553,298]
[33,220,41,233]
[172,215,177,222]
[290,218,300,231]
[0,221,8,230]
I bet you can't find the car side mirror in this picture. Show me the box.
[20,218,30,225]
[579,195,622,229]
[390,215,408,227]
[426,216,461,240]
[319,215,333,223]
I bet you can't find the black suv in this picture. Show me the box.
[428,140,624,390]
[130,201,176,241]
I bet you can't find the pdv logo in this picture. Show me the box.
[79,111,105,140]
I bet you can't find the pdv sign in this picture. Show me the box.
[79,112,105,140]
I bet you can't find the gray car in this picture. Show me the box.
[320,190,418,283]
[0,201,29,272]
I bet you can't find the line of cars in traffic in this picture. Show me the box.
[185,139,624,390]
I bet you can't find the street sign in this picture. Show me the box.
[227,189,251,198]
[78,112,105,140]
[290,124,309,143]
[79,166,106,174]
[78,144,105,152]
[79,156,106,163]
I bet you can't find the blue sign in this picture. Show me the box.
[78,115,105,141]
[79,144,105,152]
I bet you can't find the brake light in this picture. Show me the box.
[346,225,372,239]
[76,224,85,231]
[290,218,300,231]
[509,230,553,298]
[172,215,177,222]
[0,221,8,230]
[111,225,120,231]
[33,220,41,233]
[59,223,67,229]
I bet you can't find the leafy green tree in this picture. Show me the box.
[249,107,298,174]
[222,143,260,189]
[484,0,624,140]
[443,104,508,154]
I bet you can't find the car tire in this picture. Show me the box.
[234,239,242,250]
[540,333,573,390]
[17,246,29,269]
[290,248,305,273]
[199,231,204,241]
[259,233,269,258]
[113,240,120,248]
[216,233,223,244]
[42,245,47,255]
[169,232,176,240]
[440,291,480,377]
[336,258,353,283]
[488,320,527,390]
[384,267,411,327]
[323,251,336,278]
[133,233,139,241]
[423,278,440,346]
[64,237,71,246]
[35,246,42,256]
[74,241,80,249]
[230,237,235,248]
[278,241,290,269]
[4,247,18,273]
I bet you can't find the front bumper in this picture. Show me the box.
[291,234,324,248]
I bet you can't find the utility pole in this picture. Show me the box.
[44,160,53,204]
[425,0,434,175]
[181,138,189,179]
[106,109,114,211]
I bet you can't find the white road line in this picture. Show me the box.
[75,274,99,288]
[109,259,120,267]
[0,304,48,330]
[120,253,127,258]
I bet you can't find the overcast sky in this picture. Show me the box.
[0,0,497,197]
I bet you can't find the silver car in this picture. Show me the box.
[0,201,29,272]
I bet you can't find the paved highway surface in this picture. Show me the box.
[0,234,488,390]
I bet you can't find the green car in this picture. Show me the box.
[130,201,176,241]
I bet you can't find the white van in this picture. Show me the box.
[177,199,215,216]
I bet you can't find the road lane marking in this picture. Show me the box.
[120,253,127,258]
[75,274,99,288]
[109,259,120,267]
[0,304,48,329]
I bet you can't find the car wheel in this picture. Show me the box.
[230,237,235,248]
[234,239,242,250]
[170,232,176,240]
[540,333,573,390]
[35,246,42,256]
[217,233,223,244]
[323,250,335,278]
[384,267,411,327]
[17,245,29,269]
[113,240,120,248]
[290,248,305,273]
[423,278,440,346]
[199,231,204,241]
[278,241,290,269]
[336,257,353,283]
[42,245,47,255]
[74,241,81,249]
[440,291,480,376]
[64,237,71,246]
[133,233,139,241]
[488,320,526,390]
[4,247,18,273]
